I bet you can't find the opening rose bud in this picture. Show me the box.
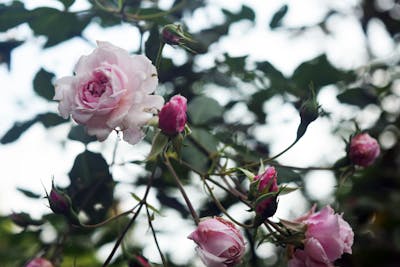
[188,217,246,267]
[254,167,279,218]
[288,205,354,267]
[54,41,164,145]
[158,95,187,136]
[349,133,380,167]
[25,258,54,267]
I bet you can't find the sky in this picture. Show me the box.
[0,0,397,264]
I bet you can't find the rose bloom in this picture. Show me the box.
[25,258,54,267]
[349,133,380,167]
[288,205,354,267]
[188,217,246,267]
[254,166,279,215]
[54,41,164,145]
[158,95,187,135]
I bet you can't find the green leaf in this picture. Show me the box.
[68,125,97,144]
[0,112,67,144]
[16,187,41,199]
[337,87,379,108]
[67,150,114,224]
[37,112,68,127]
[29,8,91,47]
[33,68,55,101]
[0,119,36,144]
[0,1,31,32]
[291,54,355,97]
[279,185,300,196]
[269,5,288,29]
[57,0,75,9]
[130,192,143,203]
[188,96,223,125]
[147,131,169,161]
[237,168,256,181]
[0,40,24,70]
[223,5,255,23]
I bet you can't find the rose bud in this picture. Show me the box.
[54,41,164,145]
[254,167,279,219]
[129,255,152,267]
[48,183,71,215]
[297,95,320,140]
[288,205,354,267]
[161,24,195,53]
[47,182,80,225]
[349,133,380,167]
[158,95,187,136]
[188,217,246,267]
[25,258,54,267]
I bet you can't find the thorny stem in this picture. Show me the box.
[266,219,289,237]
[146,206,168,267]
[102,170,155,267]
[163,152,200,225]
[202,178,253,229]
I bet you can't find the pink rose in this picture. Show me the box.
[188,217,246,267]
[158,95,187,135]
[349,133,380,167]
[54,41,164,145]
[25,258,54,267]
[288,205,354,267]
[254,166,279,216]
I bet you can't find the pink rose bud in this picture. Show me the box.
[288,205,354,267]
[25,258,54,267]
[254,167,279,218]
[48,184,71,215]
[188,217,246,267]
[129,255,152,267]
[158,95,187,135]
[349,133,380,167]
[54,41,164,145]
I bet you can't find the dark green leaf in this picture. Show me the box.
[29,8,91,47]
[0,40,24,70]
[68,125,97,144]
[337,87,379,108]
[188,96,223,125]
[291,54,355,97]
[67,150,114,223]
[248,90,275,123]
[0,119,36,144]
[36,112,68,127]
[147,131,169,161]
[269,5,288,29]
[0,112,67,144]
[33,68,55,100]
[145,25,161,63]
[0,1,31,32]
[223,5,255,23]
[16,187,42,199]
[57,0,75,9]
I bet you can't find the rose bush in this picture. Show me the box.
[349,133,380,167]
[188,217,246,267]
[54,41,164,145]
[158,94,187,135]
[288,205,354,267]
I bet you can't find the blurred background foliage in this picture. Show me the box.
[0,0,399,266]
